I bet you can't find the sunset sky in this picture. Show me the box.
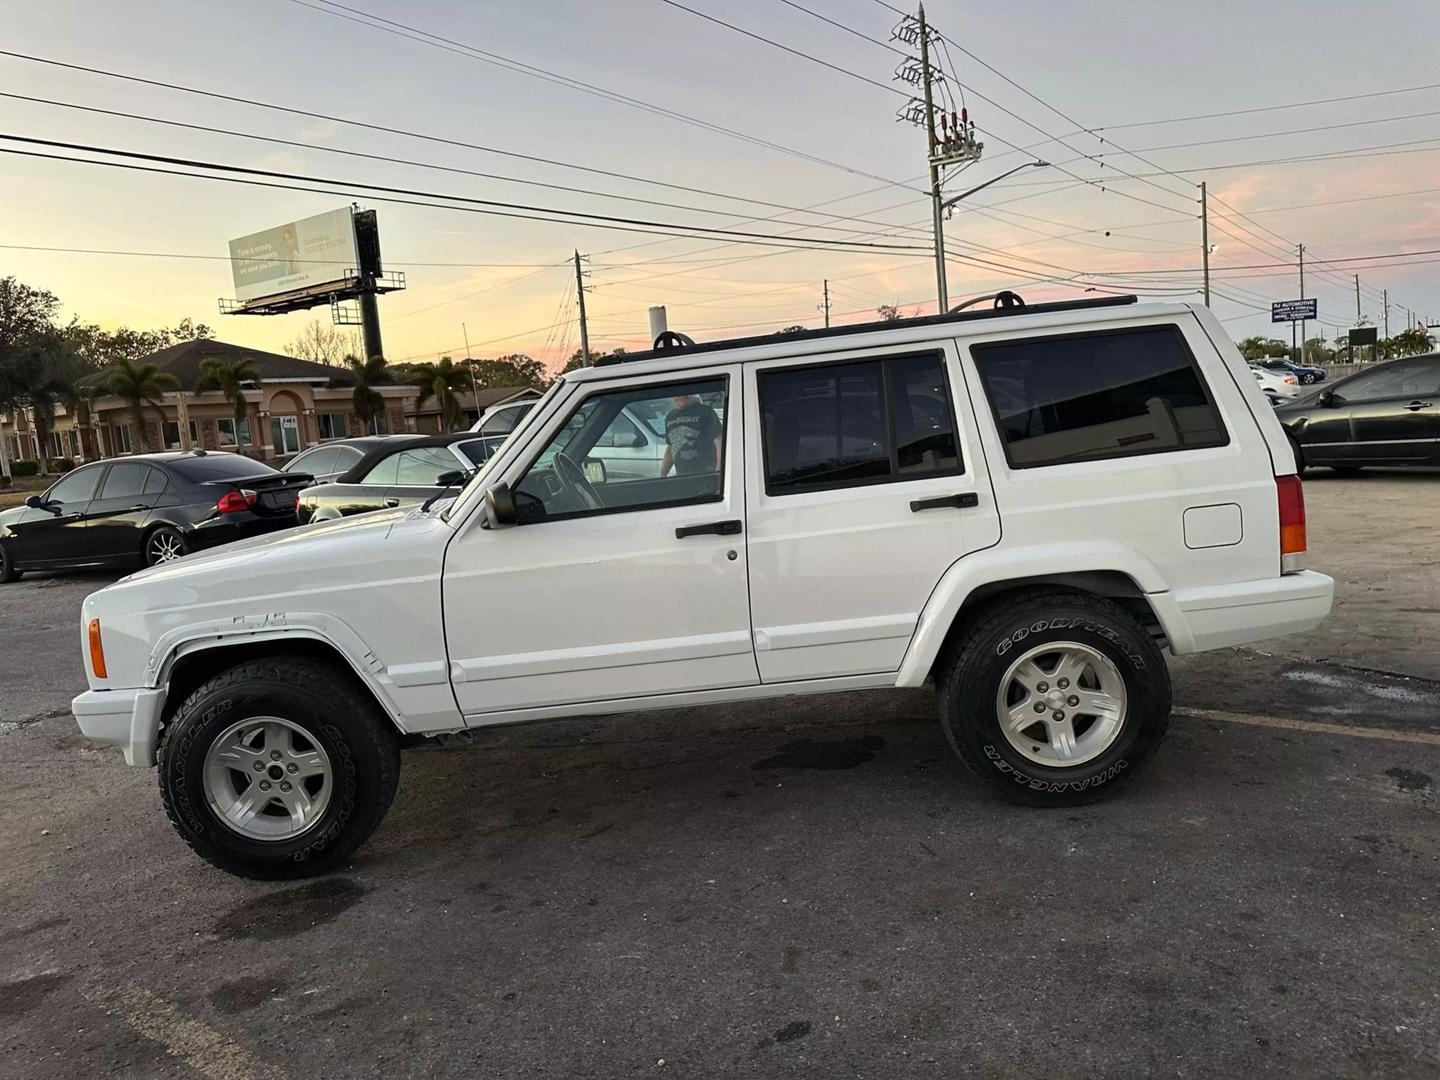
[2,0,1438,371]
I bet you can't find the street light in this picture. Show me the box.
[941,159,1050,215]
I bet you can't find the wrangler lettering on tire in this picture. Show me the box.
[939,590,1171,807]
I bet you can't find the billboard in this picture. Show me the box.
[1271,298,1317,323]
[228,207,358,303]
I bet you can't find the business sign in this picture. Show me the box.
[228,207,358,303]
[1271,298,1317,323]
[1348,326,1378,346]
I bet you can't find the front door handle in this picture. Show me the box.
[676,519,742,539]
[383,498,401,508]
[910,493,979,512]
[1404,400,1434,411]
[128,504,150,512]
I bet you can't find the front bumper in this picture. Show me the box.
[71,687,165,766]
[1153,570,1335,654]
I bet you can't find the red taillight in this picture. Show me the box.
[1276,474,1307,572]
[216,488,257,514]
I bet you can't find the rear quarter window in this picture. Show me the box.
[970,325,1228,469]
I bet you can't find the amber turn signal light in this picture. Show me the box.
[88,618,107,679]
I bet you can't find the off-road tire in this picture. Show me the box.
[158,656,401,879]
[0,542,19,583]
[937,590,1171,807]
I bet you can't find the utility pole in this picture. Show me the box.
[820,279,832,328]
[462,322,480,408]
[1297,243,1305,363]
[917,4,946,312]
[1200,182,1210,306]
[573,251,591,366]
[1355,275,1361,323]
[1383,290,1390,339]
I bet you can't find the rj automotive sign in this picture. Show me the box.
[228,207,359,303]
[1271,298,1318,323]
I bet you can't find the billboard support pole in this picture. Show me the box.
[359,287,383,362]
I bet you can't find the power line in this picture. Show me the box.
[0,49,926,227]
[654,0,909,99]
[0,242,567,268]
[285,0,923,194]
[0,90,933,242]
[1082,80,1440,133]
[0,134,933,254]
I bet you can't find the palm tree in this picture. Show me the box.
[105,357,177,453]
[340,354,389,435]
[196,356,258,455]
[413,357,468,432]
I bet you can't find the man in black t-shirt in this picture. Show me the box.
[660,394,722,476]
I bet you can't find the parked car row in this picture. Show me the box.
[0,433,503,583]
[1254,358,1326,384]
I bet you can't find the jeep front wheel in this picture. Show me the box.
[938,591,1171,806]
[158,656,400,879]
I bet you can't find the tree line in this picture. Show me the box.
[1238,327,1434,365]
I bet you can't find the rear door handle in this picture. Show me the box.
[910,493,979,512]
[383,498,401,508]
[128,504,150,512]
[676,519,742,539]
[1404,400,1434,411]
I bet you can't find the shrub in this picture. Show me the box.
[12,460,39,477]
[48,458,75,473]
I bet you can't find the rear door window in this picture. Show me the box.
[97,462,157,500]
[970,325,1228,468]
[758,352,962,496]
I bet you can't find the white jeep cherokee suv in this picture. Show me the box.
[71,296,1333,879]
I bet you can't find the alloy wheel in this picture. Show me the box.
[149,531,185,563]
[994,641,1127,768]
[202,717,334,841]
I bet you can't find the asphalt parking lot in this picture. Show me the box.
[2,470,1438,1079]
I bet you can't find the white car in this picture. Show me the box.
[72,297,1334,878]
[1251,365,1300,402]
[470,398,539,437]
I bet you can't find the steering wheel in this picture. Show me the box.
[553,452,602,511]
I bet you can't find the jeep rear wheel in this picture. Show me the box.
[158,656,400,879]
[938,591,1170,806]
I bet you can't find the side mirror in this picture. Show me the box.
[1320,389,1338,407]
[483,482,517,528]
[583,458,608,485]
[435,470,466,489]
[24,495,45,509]
[610,431,643,449]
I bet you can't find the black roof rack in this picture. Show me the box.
[595,294,1139,366]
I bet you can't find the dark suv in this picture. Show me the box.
[1276,353,1440,472]
[0,451,310,583]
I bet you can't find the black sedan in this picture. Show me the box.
[1276,353,1440,474]
[0,451,311,583]
[297,433,503,523]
